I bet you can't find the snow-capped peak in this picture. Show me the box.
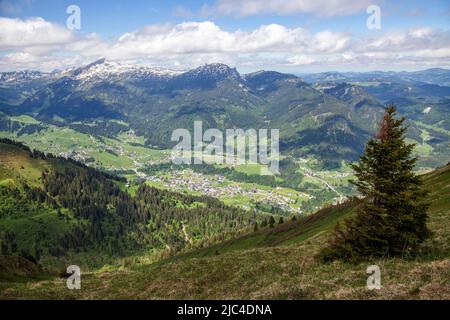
[61,58,182,83]
[0,70,47,84]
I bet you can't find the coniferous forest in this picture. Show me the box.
[0,138,264,267]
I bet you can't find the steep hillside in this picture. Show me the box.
[302,70,450,168]
[1,163,448,299]
[0,140,266,272]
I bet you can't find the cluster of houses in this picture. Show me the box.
[147,170,305,213]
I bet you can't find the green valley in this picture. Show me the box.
[0,113,355,215]
[1,162,448,299]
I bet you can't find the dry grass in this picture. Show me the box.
[1,229,448,300]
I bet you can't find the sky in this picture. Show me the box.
[0,0,449,73]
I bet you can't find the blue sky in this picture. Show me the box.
[1,0,449,72]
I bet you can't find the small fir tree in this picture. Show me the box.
[319,105,431,261]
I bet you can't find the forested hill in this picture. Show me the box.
[1,161,448,299]
[0,139,265,270]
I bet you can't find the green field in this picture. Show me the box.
[0,117,169,172]
[0,114,442,217]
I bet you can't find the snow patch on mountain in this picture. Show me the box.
[62,58,183,83]
[0,70,47,84]
[423,106,432,114]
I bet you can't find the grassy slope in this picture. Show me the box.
[0,143,65,243]
[0,143,137,271]
[0,143,49,187]
[1,164,449,299]
[0,143,79,267]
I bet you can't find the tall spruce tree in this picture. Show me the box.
[320,105,431,261]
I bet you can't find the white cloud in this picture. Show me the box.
[0,51,87,72]
[287,55,316,65]
[0,17,449,72]
[361,28,450,52]
[201,0,374,17]
[0,17,74,49]
[102,21,350,58]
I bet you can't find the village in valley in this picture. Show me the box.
[0,119,352,216]
[145,169,310,214]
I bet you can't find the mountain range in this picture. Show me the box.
[1,60,449,167]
